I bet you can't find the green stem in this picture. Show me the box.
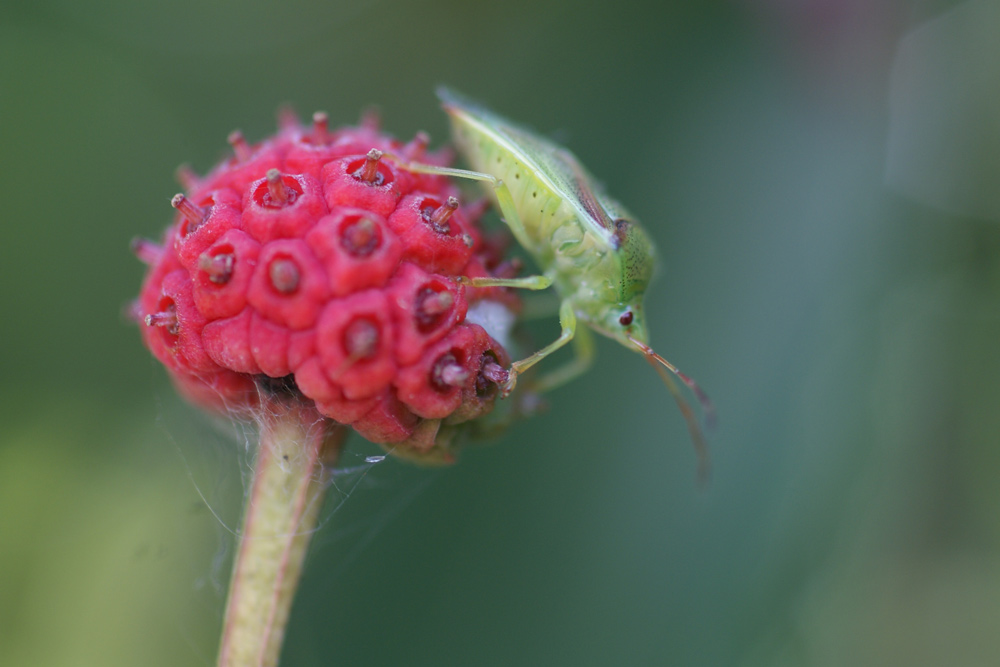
[217,403,344,667]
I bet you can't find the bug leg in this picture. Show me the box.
[457,275,551,290]
[528,324,595,394]
[503,299,577,397]
[398,162,534,251]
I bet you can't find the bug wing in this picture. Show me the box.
[438,87,618,237]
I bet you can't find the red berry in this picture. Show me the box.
[387,193,476,274]
[387,262,467,365]
[242,172,327,243]
[173,190,242,271]
[394,325,479,419]
[294,357,379,423]
[145,269,216,374]
[246,239,329,330]
[317,390,381,425]
[192,229,260,320]
[315,290,395,400]
[134,110,522,462]
[287,328,316,371]
[202,307,260,375]
[322,151,402,218]
[445,323,512,424]
[305,208,402,296]
[352,391,420,444]
[249,311,291,378]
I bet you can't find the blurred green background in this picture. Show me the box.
[3,0,999,664]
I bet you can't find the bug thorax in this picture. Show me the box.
[611,218,656,304]
[568,218,656,347]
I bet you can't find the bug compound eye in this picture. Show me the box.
[619,311,634,326]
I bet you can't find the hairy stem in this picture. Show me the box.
[217,403,344,667]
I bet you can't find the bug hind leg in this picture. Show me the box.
[396,161,535,252]
[403,159,554,290]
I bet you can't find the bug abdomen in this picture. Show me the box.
[450,122,564,244]
[472,146,604,277]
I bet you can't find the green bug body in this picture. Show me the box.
[403,89,712,472]
[441,89,657,350]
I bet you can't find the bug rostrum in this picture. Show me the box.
[401,88,715,476]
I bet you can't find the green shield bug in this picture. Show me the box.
[401,88,714,476]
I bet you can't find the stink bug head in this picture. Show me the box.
[580,215,656,345]
[596,298,650,349]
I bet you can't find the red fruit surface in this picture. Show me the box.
[322,153,402,218]
[387,262,467,365]
[351,391,421,444]
[387,193,477,274]
[172,190,242,269]
[202,308,260,375]
[249,311,291,378]
[191,229,259,320]
[133,109,520,463]
[246,239,329,330]
[305,208,402,296]
[315,290,396,400]
[242,172,327,243]
[394,325,479,419]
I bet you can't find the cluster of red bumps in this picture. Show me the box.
[132,110,518,462]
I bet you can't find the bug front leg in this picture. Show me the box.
[502,299,578,397]
[529,323,595,394]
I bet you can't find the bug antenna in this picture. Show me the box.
[628,336,714,482]
[629,337,716,427]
